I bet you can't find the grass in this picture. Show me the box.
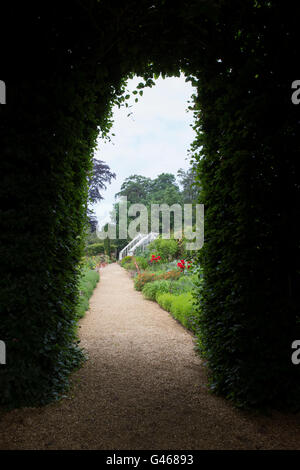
[75,267,100,319]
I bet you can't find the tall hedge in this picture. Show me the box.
[0,1,299,409]
[0,3,128,406]
[190,1,300,408]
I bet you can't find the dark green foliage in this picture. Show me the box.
[0,79,94,405]
[190,1,300,409]
[0,2,122,406]
[85,243,105,256]
[1,0,299,410]
[116,175,153,205]
[114,172,184,239]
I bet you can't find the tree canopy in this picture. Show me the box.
[87,157,116,231]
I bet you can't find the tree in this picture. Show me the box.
[151,173,178,193]
[87,158,116,231]
[149,173,182,205]
[113,172,184,242]
[177,167,199,203]
[115,174,152,204]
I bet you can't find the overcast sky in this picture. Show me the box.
[92,74,196,228]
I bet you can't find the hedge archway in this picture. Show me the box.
[1,0,299,409]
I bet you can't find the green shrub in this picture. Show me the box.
[162,270,182,282]
[144,260,163,272]
[156,292,174,312]
[148,238,178,262]
[134,272,157,290]
[134,270,181,291]
[169,275,197,295]
[120,255,133,267]
[121,256,138,271]
[142,280,171,301]
[85,232,101,245]
[82,255,102,269]
[85,243,105,256]
[75,267,99,319]
[170,293,195,330]
[121,255,149,271]
[135,256,149,271]
[156,292,196,332]
[129,262,138,271]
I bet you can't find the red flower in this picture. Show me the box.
[177,259,193,271]
[177,261,185,270]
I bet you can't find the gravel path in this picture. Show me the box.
[0,263,300,449]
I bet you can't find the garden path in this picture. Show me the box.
[0,263,299,449]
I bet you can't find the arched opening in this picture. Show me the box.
[88,73,197,258]
[0,1,299,413]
